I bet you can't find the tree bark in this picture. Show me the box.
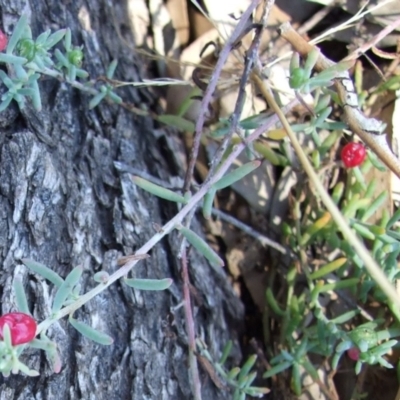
[0,0,244,398]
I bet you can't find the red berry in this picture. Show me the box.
[0,312,37,345]
[0,30,8,52]
[341,142,366,168]
[346,347,360,361]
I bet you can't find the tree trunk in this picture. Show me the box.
[0,0,244,398]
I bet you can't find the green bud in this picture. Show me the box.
[18,38,36,61]
[67,47,83,67]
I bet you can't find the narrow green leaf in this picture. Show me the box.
[304,48,319,76]
[178,225,224,267]
[45,29,66,49]
[0,96,13,112]
[67,65,77,81]
[93,271,110,283]
[124,277,172,291]
[157,114,195,132]
[0,53,27,65]
[52,266,83,313]
[254,142,287,166]
[289,52,300,73]
[132,176,187,204]
[331,182,344,204]
[314,94,331,114]
[30,78,42,111]
[13,278,30,314]
[176,86,201,117]
[352,222,376,240]
[309,257,347,280]
[75,68,89,79]
[54,49,69,67]
[107,90,123,104]
[36,30,51,46]
[2,324,12,348]
[387,208,400,229]
[265,288,286,316]
[21,258,64,287]
[213,160,261,190]
[263,361,292,378]
[227,367,240,380]
[64,29,71,50]
[238,355,257,382]
[69,316,113,345]
[317,278,359,293]
[314,107,332,127]
[292,363,302,396]
[89,91,107,109]
[219,341,232,365]
[360,191,388,222]
[7,14,29,54]
[106,59,118,79]
[17,362,40,377]
[202,188,216,219]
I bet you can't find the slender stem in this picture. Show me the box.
[181,248,202,400]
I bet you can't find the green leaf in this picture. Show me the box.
[45,29,66,49]
[213,160,261,190]
[69,316,113,345]
[64,29,72,50]
[238,355,257,383]
[219,340,232,365]
[30,78,42,111]
[89,91,107,109]
[360,191,388,222]
[387,208,400,229]
[309,257,347,280]
[22,258,64,287]
[107,90,123,104]
[13,278,30,314]
[317,278,359,293]
[176,86,201,117]
[0,96,13,112]
[54,49,69,67]
[106,59,118,79]
[36,30,51,46]
[67,64,77,81]
[227,367,240,380]
[93,271,110,283]
[263,361,292,378]
[132,176,187,203]
[7,14,29,54]
[75,68,89,79]
[265,288,286,316]
[0,53,27,65]
[304,48,320,76]
[289,52,300,74]
[202,188,216,219]
[178,225,224,267]
[124,277,172,291]
[52,266,83,313]
[157,114,195,132]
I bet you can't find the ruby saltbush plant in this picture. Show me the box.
[0,10,399,400]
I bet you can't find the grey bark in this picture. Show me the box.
[0,0,244,399]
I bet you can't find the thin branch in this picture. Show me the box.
[181,248,202,400]
[211,207,287,254]
[183,0,262,192]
